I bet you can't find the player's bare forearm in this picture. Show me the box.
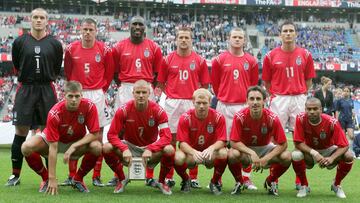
[330,146,349,161]
[210,140,225,151]
[295,142,314,155]
[305,79,312,91]
[263,142,287,161]
[231,141,256,156]
[264,81,271,92]
[179,142,196,156]
[48,142,58,180]
[71,132,99,150]
[335,111,340,119]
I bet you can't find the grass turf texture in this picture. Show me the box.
[0,136,358,203]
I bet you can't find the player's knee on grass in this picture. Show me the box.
[240,153,251,167]
[343,151,354,162]
[291,150,304,161]
[89,140,102,156]
[227,148,241,164]
[175,150,186,166]
[102,142,113,154]
[279,150,292,165]
[216,148,228,160]
[163,144,175,155]
[21,141,33,156]
[186,155,196,168]
[21,136,44,156]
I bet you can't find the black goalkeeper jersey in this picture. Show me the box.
[11,33,63,83]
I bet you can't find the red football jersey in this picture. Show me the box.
[157,51,210,99]
[113,38,163,83]
[293,113,348,149]
[44,98,100,144]
[107,100,171,152]
[177,108,226,151]
[64,41,114,92]
[262,47,316,95]
[211,51,259,103]
[230,108,286,146]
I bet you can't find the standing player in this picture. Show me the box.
[157,27,210,188]
[211,27,259,189]
[262,21,316,188]
[63,18,114,187]
[103,80,174,195]
[21,81,102,194]
[228,86,291,196]
[292,97,353,198]
[262,21,316,130]
[6,8,63,186]
[110,16,163,186]
[112,15,162,109]
[174,88,227,195]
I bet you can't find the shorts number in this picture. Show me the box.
[84,63,90,74]
[138,127,144,137]
[198,135,205,145]
[135,58,141,72]
[233,69,239,80]
[179,70,189,81]
[286,67,294,78]
[251,135,257,145]
[313,137,319,146]
[104,108,109,119]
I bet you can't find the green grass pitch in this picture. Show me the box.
[0,139,358,203]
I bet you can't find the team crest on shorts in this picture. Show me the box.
[261,123,268,135]
[189,61,196,70]
[320,130,326,140]
[296,56,302,65]
[144,49,150,58]
[244,62,249,70]
[95,53,101,62]
[207,124,214,134]
[78,114,85,124]
[148,117,155,127]
[34,46,41,54]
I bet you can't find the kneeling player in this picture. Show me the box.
[21,81,102,195]
[103,80,174,195]
[174,88,227,195]
[292,97,353,198]
[228,86,291,196]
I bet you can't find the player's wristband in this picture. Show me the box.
[310,149,319,157]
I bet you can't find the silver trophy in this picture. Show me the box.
[128,157,146,180]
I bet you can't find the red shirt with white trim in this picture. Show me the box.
[230,108,286,146]
[107,100,171,152]
[211,51,258,103]
[293,113,348,149]
[158,51,210,99]
[113,38,162,83]
[44,98,100,144]
[262,47,316,95]
[177,108,227,151]
[64,41,114,92]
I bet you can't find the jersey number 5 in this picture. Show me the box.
[84,63,90,74]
